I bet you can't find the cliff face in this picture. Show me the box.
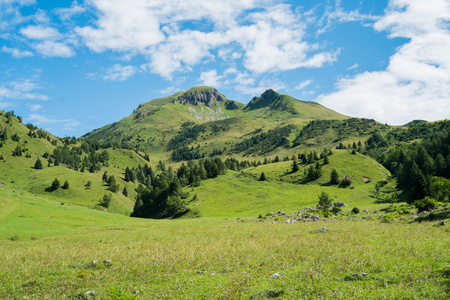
[173,88,224,107]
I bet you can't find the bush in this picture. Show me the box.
[380,214,396,223]
[351,207,360,214]
[331,206,341,215]
[340,176,352,187]
[414,197,437,213]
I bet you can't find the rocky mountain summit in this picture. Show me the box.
[172,87,225,107]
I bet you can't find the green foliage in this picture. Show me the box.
[85,181,92,189]
[233,125,295,155]
[259,172,266,181]
[351,207,360,214]
[330,169,339,184]
[340,176,352,187]
[430,177,450,202]
[414,197,437,213]
[167,124,206,150]
[318,192,331,217]
[62,181,69,190]
[51,178,60,190]
[34,158,43,169]
[100,194,112,208]
[292,159,299,172]
[12,145,22,157]
[380,214,396,223]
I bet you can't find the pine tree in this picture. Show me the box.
[34,158,43,169]
[122,187,128,197]
[62,180,69,189]
[292,159,299,172]
[51,178,60,190]
[330,169,339,184]
[259,172,266,181]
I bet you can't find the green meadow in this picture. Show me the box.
[1,172,450,299]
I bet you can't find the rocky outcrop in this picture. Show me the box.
[173,88,225,107]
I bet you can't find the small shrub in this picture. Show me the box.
[380,214,396,223]
[340,176,352,187]
[9,234,19,241]
[414,197,437,213]
[331,206,341,215]
[351,207,360,214]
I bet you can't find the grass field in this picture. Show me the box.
[1,178,450,299]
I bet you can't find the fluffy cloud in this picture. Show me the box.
[33,40,75,57]
[199,70,223,87]
[20,25,62,40]
[2,46,33,58]
[0,79,49,101]
[77,0,337,78]
[103,64,137,81]
[318,0,450,124]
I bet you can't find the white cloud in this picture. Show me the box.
[27,113,80,131]
[295,79,312,90]
[348,63,359,70]
[55,1,85,20]
[28,103,42,111]
[76,0,339,78]
[0,79,49,101]
[2,46,33,58]
[20,25,61,40]
[103,64,137,81]
[0,101,13,109]
[318,0,450,124]
[317,0,379,34]
[199,70,223,87]
[33,40,75,57]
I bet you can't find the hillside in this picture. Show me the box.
[82,87,348,164]
[0,110,149,215]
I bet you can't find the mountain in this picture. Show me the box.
[82,86,347,163]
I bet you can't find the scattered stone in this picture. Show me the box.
[271,272,280,279]
[104,260,112,264]
[85,290,95,297]
[133,290,141,294]
[91,260,98,265]
[286,219,291,224]
[344,272,369,281]
[438,220,445,226]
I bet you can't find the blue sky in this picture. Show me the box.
[1,0,449,137]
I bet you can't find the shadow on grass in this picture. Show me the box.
[44,186,57,192]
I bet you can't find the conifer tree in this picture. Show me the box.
[34,158,43,169]
[259,172,266,181]
[292,159,299,172]
[51,178,60,190]
[330,169,339,184]
[62,180,69,189]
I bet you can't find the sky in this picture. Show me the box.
[1,0,449,137]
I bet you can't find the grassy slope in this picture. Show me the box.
[190,150,390,217]
[81,87,350,164]
[1,183,449,299]
[0,114,149,215]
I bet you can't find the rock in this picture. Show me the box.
[85,290,95,297]
[104,260,112,264]
[271,272,280,279]
[438,220,445,226]
[91,260,98,265]
[286,219,291,224]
